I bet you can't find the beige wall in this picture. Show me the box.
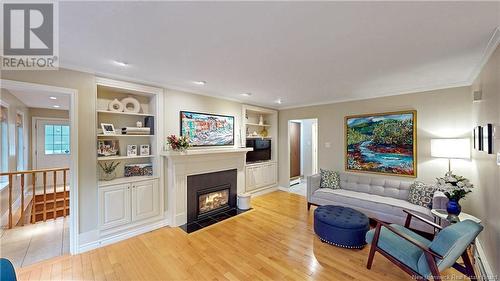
[467,44,499,276]
[163,89,243,144]
[278,86,473,187]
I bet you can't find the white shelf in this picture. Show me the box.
[98,175,159,187]
[97,110,154,117]
[246,136,272,139]
[97,134,153,138]
[245,122,271,127]
[97,155,154,161]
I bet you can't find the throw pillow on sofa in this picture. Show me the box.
[320,169,341,189]
[407,181,436,208]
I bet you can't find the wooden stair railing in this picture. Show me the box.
[0,167,69,229]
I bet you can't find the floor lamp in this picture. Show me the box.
[430,138,471,172]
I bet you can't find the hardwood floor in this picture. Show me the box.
[17,191,464,280]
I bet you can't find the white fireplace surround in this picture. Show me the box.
[161,147,252,226]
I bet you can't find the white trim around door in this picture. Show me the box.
[1,79,79,255]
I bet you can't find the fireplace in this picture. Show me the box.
[198,185,230,217]
[184,169,240,232]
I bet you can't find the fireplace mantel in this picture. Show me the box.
[161,147,252,226]
[161,147,252,158]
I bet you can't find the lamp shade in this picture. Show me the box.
[430,138,470,159]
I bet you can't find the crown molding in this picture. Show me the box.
[278,80,471,110]
[468,26,500,84]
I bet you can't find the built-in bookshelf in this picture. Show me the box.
[241,105,279,193]
[95,77,163,184]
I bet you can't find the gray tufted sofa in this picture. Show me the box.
[307,172,448,233]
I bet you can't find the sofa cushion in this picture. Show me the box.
[407,181,436,209]
[339,173,412,200]
[320,169,341,189]
[313,188,432,219]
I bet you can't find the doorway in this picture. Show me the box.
[288,119,318,196]
[0,80,78,267]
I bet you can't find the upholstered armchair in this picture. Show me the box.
[365,210,483,280]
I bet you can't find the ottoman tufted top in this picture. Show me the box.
[314,205,369,229]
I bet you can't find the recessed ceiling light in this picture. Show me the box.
[241,93,252,97]
[113,60,129,67]
[53,105,60,108]
[193,81,207,85]
[49,96,57,100]
[275,98,282,104]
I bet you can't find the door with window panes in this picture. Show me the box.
[35,119,70,189]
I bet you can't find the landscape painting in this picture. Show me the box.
[345,111,416,177]
[180,111,234,146]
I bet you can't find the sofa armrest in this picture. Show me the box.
[432,191,448,210]
[307,174,321,202]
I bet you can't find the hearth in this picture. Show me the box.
[181,169,247,233]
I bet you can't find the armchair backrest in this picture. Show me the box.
[417,220,483,275]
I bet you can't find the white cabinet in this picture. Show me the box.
[245,162,277,192]
[132,180,160,221]
[99,183,131,230]
[99,179,161,233]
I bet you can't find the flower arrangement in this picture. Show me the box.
[436,171,474,201]
[166,135,191,152]
[98,161,120,181]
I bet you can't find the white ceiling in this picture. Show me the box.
[5,88,70,111]
[59,2,499,108]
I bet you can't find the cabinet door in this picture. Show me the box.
[131,179,160,222]
[99,184,131,230]
[246,166,257,191]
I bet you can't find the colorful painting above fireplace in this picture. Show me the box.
[345,110,417,177]
[180,111,234,146]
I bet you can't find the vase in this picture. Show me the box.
[446,199,461,216]
[102,172,116,181]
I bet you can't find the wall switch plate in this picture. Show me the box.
[497,153,500,166]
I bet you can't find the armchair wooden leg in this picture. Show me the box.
[307,202,311,211]
[424,252,441,280]
[461,251,477,280]
[367,223,382,269]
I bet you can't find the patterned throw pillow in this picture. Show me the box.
[320,169,341,189]
[407,181,436,209]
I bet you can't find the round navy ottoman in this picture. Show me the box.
[314,205,369,249]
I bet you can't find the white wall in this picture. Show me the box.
[467,44,499,277]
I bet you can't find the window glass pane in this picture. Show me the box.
[45,125,53,135]
[62,126,69,136]
[44,124,70,155]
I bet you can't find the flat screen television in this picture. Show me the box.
[180,111,234,146]
[246,139,271,162]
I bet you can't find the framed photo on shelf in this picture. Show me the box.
[101,123,116,135]
[140,144,150,156]
[127,144,138,156]
[97,140,119,157]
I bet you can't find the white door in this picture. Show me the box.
[131,180,160,222]
[34,119,70,188]
[99,184,131,229]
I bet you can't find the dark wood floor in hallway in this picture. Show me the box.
[17,191,465,280]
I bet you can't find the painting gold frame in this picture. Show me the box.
[344,110,417,178]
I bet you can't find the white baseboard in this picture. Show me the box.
[78,219,169,254]
[474,238,495,280]
[249,186,278,197]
